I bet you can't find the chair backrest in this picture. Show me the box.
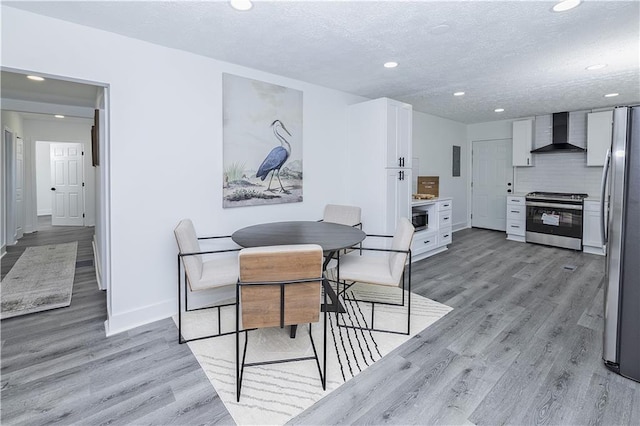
[388,217,415,283]
[323,204,362,227]
[239,244,323,329]
[174,219,203,284]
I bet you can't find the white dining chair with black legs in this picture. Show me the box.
[336,217,415,335]
[174,219,239,344]
[320,204,363,259]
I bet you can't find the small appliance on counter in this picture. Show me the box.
[411,209,428,231]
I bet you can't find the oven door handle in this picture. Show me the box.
[525,201,583,210]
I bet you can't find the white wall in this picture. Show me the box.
[24,118,95,226]
[468,114,604,197]
[35,142,52,215]
[2,6,365,334]
[413,111,469,230]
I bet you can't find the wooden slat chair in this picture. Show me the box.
[174,219,239,344]
[235,244,327,401]
[337,217,415,335]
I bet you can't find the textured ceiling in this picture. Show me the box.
[4,1,640,123]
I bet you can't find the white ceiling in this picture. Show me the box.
[1,70,99,108]
[3,1,640,124]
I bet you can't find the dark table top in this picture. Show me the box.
[231,221,365,253]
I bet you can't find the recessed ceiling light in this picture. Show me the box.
[384,62,398,68]
[27,75,45,81]
[453,91,465,97]
[604,93,619,98]
[230,0,252,11]
[586,63,607,71]
[552,0,581,12]
[430,24,451,35]
[495,108,505,113]
[54,115,65,119]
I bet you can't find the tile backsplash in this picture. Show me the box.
[516,153,603,196]
[515,110,604,197]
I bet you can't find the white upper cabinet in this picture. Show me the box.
[587,110,613,166]
[347,97,413,234]
[512,119,533,167]
[385,99,412,168]
[348,97,412,170]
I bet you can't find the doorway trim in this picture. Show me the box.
[2,66,112,334]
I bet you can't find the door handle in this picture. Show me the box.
[50,187,56,191]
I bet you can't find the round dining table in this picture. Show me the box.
[231,221,365,269]
[232,221,366,337]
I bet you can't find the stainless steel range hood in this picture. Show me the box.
[531,112,586,153]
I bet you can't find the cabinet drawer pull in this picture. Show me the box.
[511,225,520,228]
[443,234,449,238]
[424,240,431,244]
[510,210,520,213]
[511,199,521,203]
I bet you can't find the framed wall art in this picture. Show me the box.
[222,74,303,208]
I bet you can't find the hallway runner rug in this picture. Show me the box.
[178,280,453,425]
[1,242,78,319]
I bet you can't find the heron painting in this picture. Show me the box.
[256,120,292,193]
[222,74,303,208]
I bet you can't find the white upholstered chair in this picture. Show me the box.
[322,204,363,259]
[322,204,362,228]
[174,218,239,344]
[235,244,327,401]
[337,217,415,335]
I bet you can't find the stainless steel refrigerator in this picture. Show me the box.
[601,105,640,383]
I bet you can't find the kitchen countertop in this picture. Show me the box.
[411,196,452,206]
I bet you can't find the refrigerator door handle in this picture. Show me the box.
[600,148,611,245]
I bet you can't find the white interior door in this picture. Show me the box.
[472,139,513,231]
[51,142,85,226]
[15,136,24,239]
[4,128,17,245]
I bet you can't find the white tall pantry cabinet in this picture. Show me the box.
[347,98,412,235]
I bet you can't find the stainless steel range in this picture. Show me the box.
[525,191,588,250]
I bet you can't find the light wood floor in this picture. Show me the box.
[2,223,639,425]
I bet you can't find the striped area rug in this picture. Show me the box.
[179,280,452,425]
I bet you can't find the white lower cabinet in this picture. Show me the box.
[506,196,526,242]
[412,230,438,253]
[583,200,605,255]
[411,198,452,261]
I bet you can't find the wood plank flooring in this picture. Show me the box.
[2,223,639,425]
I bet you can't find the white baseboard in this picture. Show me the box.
[92,236,105,290]
[38,210,52,216]
[105,299,175,336]
[583,245,605,256]
[453,222,470,232]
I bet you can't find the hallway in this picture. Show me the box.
[1,222,230,424]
